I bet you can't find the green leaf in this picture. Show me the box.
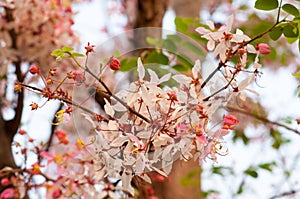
[166,34,182,43]
[270,129,290,149]
[71,52,85,57]
[255,0,279,10]
[0,74,7,80]
[182,41,205,56]
[292,70,300,78]
[62,46,74,52]
[51,49,63,57]
[294,17,300,23]
[177,54,193,69]
[282,3,299,16]
[269,27,283,40]
[56,56,63,62]
[233,130,249,144]
[283,24,298,38]
[146,37,163,47]
[162,39,177,52]
[258,162,276,172]
[119,57,138,72]
[172,64,189,72]
[175,17,189,33]
[299,38,300,52]
[244,168,258,178]
[286,37,298,44]
[146,51,169,65]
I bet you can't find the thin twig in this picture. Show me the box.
[225,105,300,135]
[203,73,237,101]
[270,189,300,199]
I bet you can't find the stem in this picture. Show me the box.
[19,83,98,117]
[68,54,151,123]
[201,15,283,90]
[277,0,283,23]
[202,73,237,101]
[225,105,300,135]
[85,67,151,123]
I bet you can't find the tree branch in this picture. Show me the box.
[270,189,300,199]
[225,105,300,135]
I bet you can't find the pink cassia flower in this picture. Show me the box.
[0,188,14,199]
[256,43,271,55]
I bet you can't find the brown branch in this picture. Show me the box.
[19,83,108,121]
[225,105,300,135]
[270,189,300,199]
[201,16,282,91]
[203,73,237,101]
[84,67,151,123]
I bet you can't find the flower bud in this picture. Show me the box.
[29,65,40,74]
[0,188,14,199]
[256,43,271,55]
[109,57,121,70]
[52,189,62,199]
[1,178,11,186]
[85,42,95,55]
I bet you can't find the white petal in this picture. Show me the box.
[207,40,215,51]
[159,73,171,84]
[135,154,146,174]
[104,98,115,117]
[238,74,255,90]
[173,74,191,86]
[139,174,152,184]
[111,136,129,147]
[192,59,201,79]
[195,27,210,35]
[247,44,257,54]
[148,69,159,83]
[226,15,234,32]
[206,20,215,30]
[137,57,145,81]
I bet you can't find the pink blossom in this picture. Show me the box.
[72,70,86,84]
[223,115,239,130]
[0,188,14,199]
[256,43,271,55]
[196,134,207,144]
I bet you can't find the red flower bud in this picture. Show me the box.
[109,57,121,70]
[52,189,62,199]
[1,178,11,186]
[85,42,95,55]
[256,43,271,55]
[19,129,26,135]
[29,65,40,74]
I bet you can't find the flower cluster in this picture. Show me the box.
[82,58,240,195]
[0,129,122,199]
